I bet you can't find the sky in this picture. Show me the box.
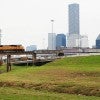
[0,0,100,49]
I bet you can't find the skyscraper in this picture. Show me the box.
[56,34,66,49]
[67,3,80,48]
[68,3,80,35]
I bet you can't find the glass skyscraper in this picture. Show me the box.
[67,3,80,48]
[68,3,80,35]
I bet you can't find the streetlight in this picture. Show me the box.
[0,29,2,45]
[51,20,54,33]
[0,29,2,61]
[51,20,54,50]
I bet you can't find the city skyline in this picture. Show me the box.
[0,0,100,49]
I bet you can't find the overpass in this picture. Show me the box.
[1,49,100,72]
[0,51,36,72]
[0,50,62,72]
[34,50,63,54]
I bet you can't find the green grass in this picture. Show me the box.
[0,87,100,100]
[0,55,100,99]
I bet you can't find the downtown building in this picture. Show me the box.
[56,34,66,49]
[67,3,88,48]
[26,45,37,51]
[96,34,100,49]
[81,35,89,48]
[48,33,56,50]
[67,3,81,48]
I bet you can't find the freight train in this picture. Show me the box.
[0,45,25,52]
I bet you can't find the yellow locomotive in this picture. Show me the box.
[0,45,25,52]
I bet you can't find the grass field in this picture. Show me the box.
[0,55,100,100]
[0,87,100,100]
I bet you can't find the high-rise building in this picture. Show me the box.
[68,3,80,35]
[48,33,56,50]
[67,3,80,48]
[96,34,100,49]
[56,34,66,49]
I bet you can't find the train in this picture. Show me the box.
[0,45,25,52]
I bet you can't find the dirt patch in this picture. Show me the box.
[35,69,100,79]
[0,81,100,97]
[69,72,100,77]
[52,84,100,97]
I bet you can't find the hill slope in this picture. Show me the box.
[0,55,100,99]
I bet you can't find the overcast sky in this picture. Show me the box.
[0,0,100,49]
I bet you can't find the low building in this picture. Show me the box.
[67,34,81,48]
[26,45,37,51]
[56,34,66,49]
[80,35,89,48]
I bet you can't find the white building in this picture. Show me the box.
[80,35,89,48]
[26,45,37,51]
[67,34,89,48]
[67,34,81,48]
[48,33,56,50]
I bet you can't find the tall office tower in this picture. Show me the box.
[56,34,66,49]
[67,3,80,48]
[68,3,80,35]
[48,33,56,50]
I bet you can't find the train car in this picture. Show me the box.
[0,45,25,52]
